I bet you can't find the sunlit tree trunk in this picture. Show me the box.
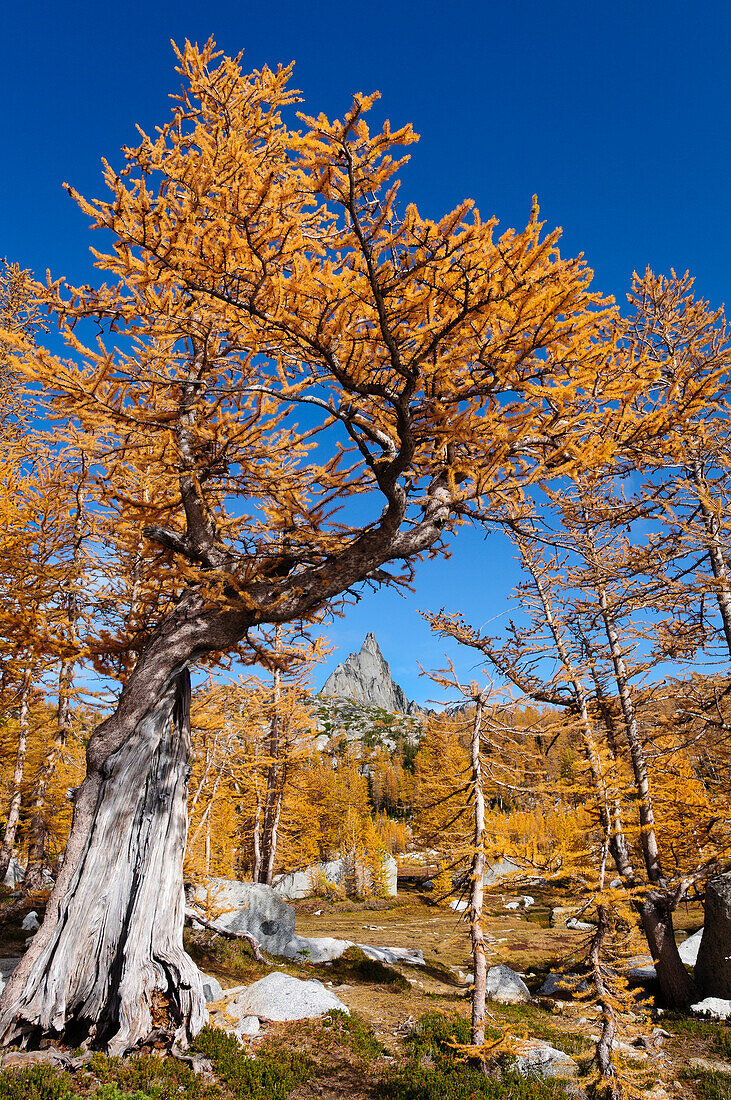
[258,626,284,885]
[596,581,696,1007]
[469,692,488,1054]
[0,665,33,883]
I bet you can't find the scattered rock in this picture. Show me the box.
[200,972,224,1004]
[2,858,24,889]
[274,851,397,899]
[0,957,21,996]
[696,875,731,998]
[627,956,656,981]
[235,1015,260,1038]
[691,997,731,1020]
[550,906,581,927]
[227,972,349,1021]
[679,927,704,966]
[450,898,469,912]
[511,1039,579,1078]
[483,857,521,886]
[689,1057,731,1075]
[21,911,40,933]
[359,944,424,967]
[485,964,531,1004]
[537,972,589,999]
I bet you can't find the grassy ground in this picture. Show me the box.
[0,883,727,1099]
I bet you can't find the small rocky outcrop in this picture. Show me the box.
[320,633,421,715]
[691,997,731,1020]
[225,972,349,1021]
[274,853,397,899]
[191,878,424,966]
[511,1039,579,1079]
[537,972,589,998]
[485,964,531,1003]
[200,972,224,1004]
[696,875,731,998]
[192,880,296,956]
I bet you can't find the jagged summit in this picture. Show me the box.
[320,633,420,715]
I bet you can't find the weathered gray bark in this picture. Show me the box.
[639,891,697,1008]
[0,669,204,1053]
[597,580,696,1007]
[589,906,618,1093]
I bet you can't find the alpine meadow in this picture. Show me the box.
[0,34,729,1100]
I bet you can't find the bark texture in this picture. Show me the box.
[0,670,204,1053]
[639,891,697,1009]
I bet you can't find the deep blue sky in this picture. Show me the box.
[3,1,730,702]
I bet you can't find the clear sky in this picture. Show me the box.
[3,0,730,703]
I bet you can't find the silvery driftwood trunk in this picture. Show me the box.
[0,670,205,1054]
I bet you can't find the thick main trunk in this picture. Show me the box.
[0,669,205,1053]
[639,891,697,1009]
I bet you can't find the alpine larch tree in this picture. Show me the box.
[0,39,630,1052]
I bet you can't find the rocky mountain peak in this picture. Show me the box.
[320,634,420,715]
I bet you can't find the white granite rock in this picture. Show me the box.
[537,972,589,998]
[359,944,425,967]
[512,1039,579,1079]
[192,880,297,956]
[679,928,704,966]
[228,972,349,1021]
[450,898,469,912]
[485,964,531,1004]
[200,972,224,1003]
[483,858,521,885]
[2,858,24,888]
[691,997,731,1020]
[235,1015,261,1037]
[274,851,398,898]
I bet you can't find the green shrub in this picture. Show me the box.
[91,1085,159,1100]
[319,1009,385,1058]
[663,1013,731,1058]
[325,946,409,990]
[86,1053,216,1100]
[377,1065,571,1100]
[194,1025,313,1100]
[679,1068,731,1100]
[378,1012,573,1100]
[0,1064,73,1100]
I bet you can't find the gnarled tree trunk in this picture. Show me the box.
[0,668,204,1053]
